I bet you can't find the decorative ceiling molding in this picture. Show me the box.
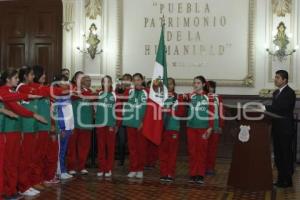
[85,0,102,20]
[272,0,292,17]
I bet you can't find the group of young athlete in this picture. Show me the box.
[0,66,224,200]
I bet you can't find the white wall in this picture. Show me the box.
[62,0,300,94]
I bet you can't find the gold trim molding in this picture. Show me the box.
[85,0,102,20]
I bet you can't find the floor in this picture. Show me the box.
[27,158,300,200]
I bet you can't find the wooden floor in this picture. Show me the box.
[25,158,300,200]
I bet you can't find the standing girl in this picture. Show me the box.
[0,97,19,199]
[0,68,46,198]
[186,76,214,184]
[52,75,75,180]
[30,65,66,186]
[159,78,185,182]
[122,73,148,179]
[205,81,224,176]
[68,75,94,175]
[67,71,84,175]
[17,66,45,194]
[95,76,119,177]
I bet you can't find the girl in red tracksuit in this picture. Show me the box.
[185,75,214,185]
[30,65,69,186]
[122,73,148,179]
[67,71,85,176]
[205,81,224,176]
[0,98,19,199]
[68,75,94,175]
[95,76,120,177]
[159,78,185,182]
[0,82,43,199]
[16,66,48,196]
[0,68,46,199]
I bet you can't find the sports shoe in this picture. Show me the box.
[97,172,104,177]
[69,170,77,175]
[136,171,143,179]
[127,172,137,178]
[105,171,112,177]
[80,169,88,175]
[60,172,73,180]
[19,189,37,196]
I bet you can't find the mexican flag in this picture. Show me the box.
[142,24,168,145]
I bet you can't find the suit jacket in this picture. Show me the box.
[265,85,296,135]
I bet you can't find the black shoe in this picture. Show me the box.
[274,181,293,188]
[160,177,168,182]
[195,176,204,184]
[273,181,283,187]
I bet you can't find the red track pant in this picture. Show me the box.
[0,134,5,197]
[206,133,220,171]
[18,133,36,192]
[4,132,21,196]
[96,127,116,173]
[31,131,49,185]
[67,129,91,171]
[187,128,208,177]
[146,139,158,166]
[159,130,179,177]
[127,127,146,172]
[44,134,59,181]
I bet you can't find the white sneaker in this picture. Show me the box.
[60,172,73,180]
[136,171,144,179]
[20,189,37,196]
[66,173,73,178]
[127,172,137,178]
[105,171,112,177]
[80,169,88,175]
[97,172,104,177]
[29,187,40,194]
[69,170,77,175]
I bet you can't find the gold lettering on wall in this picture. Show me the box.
[144,1,233,67]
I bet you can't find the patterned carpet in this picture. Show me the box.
[25,158,300,200]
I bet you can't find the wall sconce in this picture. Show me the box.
[77,23,103,59]
[266,22,298,62]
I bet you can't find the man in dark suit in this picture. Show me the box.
[264,70,296,188]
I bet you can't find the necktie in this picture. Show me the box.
[275,90,280,99]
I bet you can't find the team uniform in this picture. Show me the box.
[53,91,74,176]
[186,92,214,178]
[0,86,35,197]
[95,90,119,174]
[16,83,40,193]
[159,93,185,179]
[30,83,65,184]
[0,89,30,198]
[68,88,94,174]
[122,88,148,174]
[205,94,224,174]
